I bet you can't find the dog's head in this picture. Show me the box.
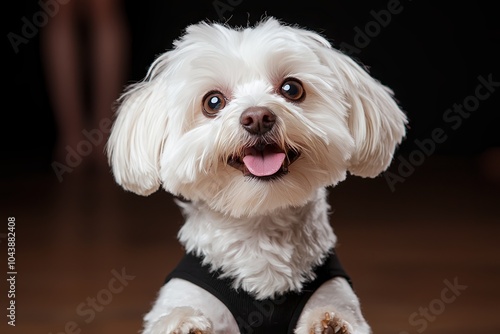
[107,18,407,217]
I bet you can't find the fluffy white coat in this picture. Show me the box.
[107,17,407,334]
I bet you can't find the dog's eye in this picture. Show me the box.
[202,91,226,117]
[280,78,305,102]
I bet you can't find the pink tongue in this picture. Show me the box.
[242,147,286,177]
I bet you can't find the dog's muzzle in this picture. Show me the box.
[227,107,301,180]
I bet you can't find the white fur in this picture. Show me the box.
[177,188,335,300]
[295,278,371,334]
[143,279,237,333]
[107,17,406,334]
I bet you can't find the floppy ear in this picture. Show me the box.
[338,51,407,177]
[300,31,407,177]
[106,61,169,195]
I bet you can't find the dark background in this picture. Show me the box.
[3,0,500,176]
[2,1,500,334]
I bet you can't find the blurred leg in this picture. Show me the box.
[87,0,129,171]
[41,1,86,163]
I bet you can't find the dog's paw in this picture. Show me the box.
[144,306,213,334]
[309,312,352,334]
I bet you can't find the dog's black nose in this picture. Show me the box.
[240,107,276,135]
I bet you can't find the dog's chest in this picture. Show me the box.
[177,194,336,299]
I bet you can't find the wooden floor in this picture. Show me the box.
[1,155,499,334]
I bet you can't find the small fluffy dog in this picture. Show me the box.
[107,18,406,334]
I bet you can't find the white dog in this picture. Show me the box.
[107,18,406,334]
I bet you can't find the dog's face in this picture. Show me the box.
[107,18,407,217]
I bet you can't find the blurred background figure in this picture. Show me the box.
[41,0,129,173]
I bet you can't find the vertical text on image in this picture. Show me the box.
[6,217,17,327]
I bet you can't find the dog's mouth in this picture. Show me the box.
[227,143,300,180]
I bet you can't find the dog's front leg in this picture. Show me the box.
[294,278,371,334]
[142,278,238,334]
[145,306,213,334]
[299,308,354,334]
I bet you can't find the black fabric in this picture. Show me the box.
[165,251,351,334]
